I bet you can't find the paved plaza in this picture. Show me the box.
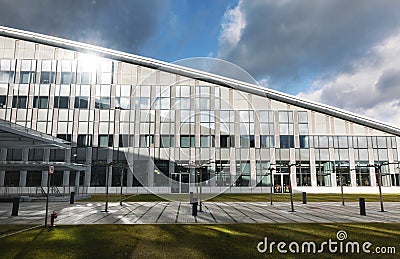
[0,201,399,225]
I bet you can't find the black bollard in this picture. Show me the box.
[192,202,198,216]
[359,198,366,216]
[302,192,307,204]
[70,192,75,204]
[11,197,20,216]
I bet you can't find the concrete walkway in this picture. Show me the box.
[0,201,399,225]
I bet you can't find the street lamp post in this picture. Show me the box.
[374,164,385,212]
[191,160,213,213]
[104,162,111,212]
[365,161,399,212]
[119,167,124,206]
[338,162,345,206]
[199,166,203,212]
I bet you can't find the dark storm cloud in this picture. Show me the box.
[219,0,400,90]
[0,0,169,53]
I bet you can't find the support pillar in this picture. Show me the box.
[19,149,29,187]
[0,147,7,187]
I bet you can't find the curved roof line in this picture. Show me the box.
[1,25,399,136]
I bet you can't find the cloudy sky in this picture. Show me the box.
[1,0,400,127]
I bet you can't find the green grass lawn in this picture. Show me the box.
[81,193,400,203]
[0,223,398,258]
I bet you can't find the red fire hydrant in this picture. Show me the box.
[50,211,58,227]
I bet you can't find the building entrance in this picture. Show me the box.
[171,173,189,193]
[273,174,290,193]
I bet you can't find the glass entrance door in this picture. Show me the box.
[273,174,290,193]
[282,174,290,193]
[171,173,190,193]
[273,175,282,193]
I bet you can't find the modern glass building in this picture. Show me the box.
[0,26,399,195]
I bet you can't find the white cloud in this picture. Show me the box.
[298,32,400,127]
[217,0,400,92]
[219,0,245,50]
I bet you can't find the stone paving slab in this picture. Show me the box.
[0,201,399,225]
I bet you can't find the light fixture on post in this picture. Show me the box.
[337,162,345,206]
[374,163,385,212]
[104,161,112,213]
[189,159,214,212]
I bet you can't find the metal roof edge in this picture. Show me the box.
[1,25,399,136]
[0,118,70,148]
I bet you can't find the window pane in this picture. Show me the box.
[299,135,309,148]
[40,72,55,84]
[75,97,89,109]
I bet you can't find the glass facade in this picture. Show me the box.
[0,31,399,194]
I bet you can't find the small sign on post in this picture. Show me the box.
[49,165,54,174]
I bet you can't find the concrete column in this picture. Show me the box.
[19,149,29,187]
[63,149,71,186]
[0,147,7,187]
[106,150,113,187]
[84,147,92,187]
[309,148,317,187]
[369,149,376,187]
[63,171,70,187]
[41,149,50,186]
[75,171,80,193]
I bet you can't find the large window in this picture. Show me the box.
[0,59,15,83]
[216,160,231,186]
[0,95,7,108]
[299,135,309,148]
[26,171,42,187]
[240,135,255,148]
[298,111,309,136]
[60,60,77,84]
[220,135,234,148]
[335,161,351,186]
[316,161,333,186]
[77,134,92,147]
[4,171,20,186]
[280,135,294,148]
[200,135,214,147]
[180,135,195,148]
[95,97,110,109]
[115,97,130,110]
[33,96,48,109]
[279,111,294,148]
[75,97,89,109]
[139,135,154,147]
[40,60,57,84]
[296,163,311,186]
[54,96,69,109]
[260,135,274,148]
[355,162,370,186]
[19,60,36,84]
[160,135,174,148]
[12,96,27,109]
[256,161,271,186]
[90,166,106,187]
[98,135,113,147]
[235,161,250,186]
